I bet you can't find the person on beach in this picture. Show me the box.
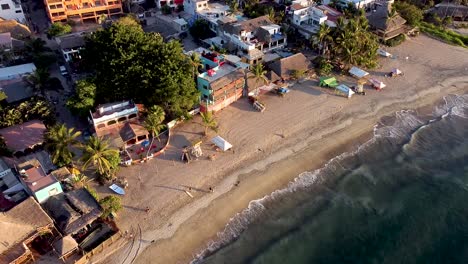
[145,207,150,213]
[209,187,213,193]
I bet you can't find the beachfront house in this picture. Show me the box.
[17,159,63,203]
[221,15,287,65]
[367,0,407,41]
[269,53,311,80]
[290,2,343,38]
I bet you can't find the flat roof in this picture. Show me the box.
[0,120,46,153]
[0,63,36,81]
[200,63,237,83]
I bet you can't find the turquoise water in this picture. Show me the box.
[195,94,468,264]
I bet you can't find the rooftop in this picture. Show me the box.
[209,68,245,91]
[270,53,311,79]
[0,197,53,262]
[0,120,46,153]
[0,79,34,104]
[224,15,274,35]
[44,189,102,235]
[199,63,237,83]
[367,2,406,32]
[57,34,86,50]
[0,63,36,81]
[92,101,138,120]
[0,19,31,40]
[18,161,57,193]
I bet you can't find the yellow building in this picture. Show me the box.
[44,0,123,23]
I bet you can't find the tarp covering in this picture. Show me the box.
[369,78,386,89]
[349,66,369,79]
[319,77,338,87]
[336,84,355,98]
[211,136,233,151]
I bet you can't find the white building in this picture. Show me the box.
[0,0,26,23]
[184,0,208,16]
[221,15,286,64]
[56,33,85,62]
[290,2,343,38]
[323,0,376,9]
[156,0,183,10]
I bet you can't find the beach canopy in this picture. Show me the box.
[211,136,232,151]
[392,68,402,75]
[319,76,338,87]
[336,84,355,98]
[349,66,369,79]
[369,78,386,89]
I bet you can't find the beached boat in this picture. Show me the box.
[109,184,125,195]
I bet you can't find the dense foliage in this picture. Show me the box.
[44,124,81,167]
[189,19,216,40]
[66,79,96,117]
[394,2,423,26]
[314,14,379,69]
[47,23,72,38]
[419,22,468,47]
[99,195,123,218]
[83,18,199,118]
[80,136,120,182]
[0,98,55,128]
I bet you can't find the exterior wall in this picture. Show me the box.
[0,0,26,23]
[197,76,212,102]
[44,0,123,23]
[62,48,82,62]
[34,182,63,203]
[200,88,242,113]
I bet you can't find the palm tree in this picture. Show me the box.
[228,0,240,15]
[316,23,331,56]
[189,53,202,78]
[70,173,92,189]
[248,63,268,94]
[144,105,166,142]
[200,111,218,135]
[267,7,276,23]
[44,124,81,167]
[80,136,119,179]
[24,68,50,96]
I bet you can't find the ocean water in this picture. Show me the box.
[194,94,468,264]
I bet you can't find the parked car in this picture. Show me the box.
[59,65,69,77]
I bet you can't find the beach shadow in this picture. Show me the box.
[368,70,388,78]
[169,134,191,149]
[230,98,257,112]
[123,205,146,212]
[180,185,210,193]
[153,184,186,192]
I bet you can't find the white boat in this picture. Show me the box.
[109,184,125,195]
[377,49,392,57]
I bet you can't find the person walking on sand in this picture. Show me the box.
[145,207,150,213]
[209,187,213,193]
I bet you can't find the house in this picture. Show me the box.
[56,33,85,62]
[194,2,232,34]
[0,158,28,211]
[0,197,55,264]
[89,100,150,148]
[0,63,35,81]
[290,2,343,38]
[323,0,377,9]
[156,0,183,11]
[430,3,468,21]
[0,120,46,155]
[0,0,26,24]
[43,188,102,235]
[43,0,123,23]
[269,53,311,80]
[0,78,34,104]
[17,159,63,203]
[185,0,209,16]
[367,0,406,41]
[222,16,287,64]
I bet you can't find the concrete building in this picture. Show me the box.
[156,0,183,11]
[56,33,85,62]
[44,0,123,23]
[290,2,342,38]
[221,15,286,64]
[0,0,26,24]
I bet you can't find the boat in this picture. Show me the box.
[109,184,125,195]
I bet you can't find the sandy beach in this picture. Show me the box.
[95,35,468,264]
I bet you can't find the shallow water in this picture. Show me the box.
[194,94,468,264]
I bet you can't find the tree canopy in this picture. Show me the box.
[83,18,199,118]
[47,23,72,38]
[66,78,96,117]
[394,2,423,26]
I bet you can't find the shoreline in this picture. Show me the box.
[132,80,468,264]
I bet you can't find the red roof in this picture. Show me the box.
[0,120,46,153]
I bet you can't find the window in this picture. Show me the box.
[128,113,137,119]
[117,116,127,123]
[15,10,21,13]
[203,85,208,90]
[1,4,10,10]
[107,120,117,126]
[97,123,106,129]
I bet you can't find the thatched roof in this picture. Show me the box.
[44,189,102,235]
[0,19,31,40]
[368,3,406,32]
[431,3,468,19]
[0,197,53,262]
[53,235,78,257]
[269,53,311,79]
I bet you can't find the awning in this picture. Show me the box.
[349,66,369,79]
[211,136,232,151]
[336,84,355,98]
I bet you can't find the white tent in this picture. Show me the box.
[211,136,233,151]
[336,84,355,98]
[349,66,369,79]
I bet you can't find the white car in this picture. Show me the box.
[59,65,69,77]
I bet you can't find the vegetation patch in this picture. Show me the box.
[419,22,468,48]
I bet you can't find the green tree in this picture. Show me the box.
[24,68,50,95]
[188,53,202,78]
[394,2,423,26]
[291,69,306,80]
[249,63,268,90]
[200,111,218,135]
[144,105,166,142]
[83,18,199,118]
[80,136,120,181]
[44,124,81,167]
[66,79,96,117]
[315,23,332,56]
[47,23,72,37]
[0,91,6,102]
[70,173,92,189]
[189,19,214,40]
[99,195,122,218]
